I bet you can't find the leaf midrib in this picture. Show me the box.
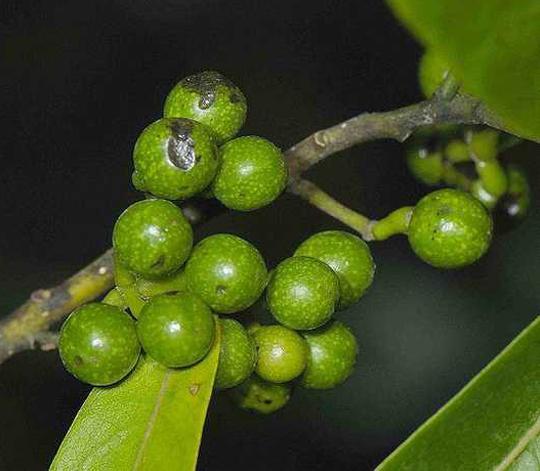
[496,415,540,470]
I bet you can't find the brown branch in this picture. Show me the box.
[0,91,504,364]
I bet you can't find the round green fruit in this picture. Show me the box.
[230,375,291,414]
[164,71,247,144]
[59,303,140,386]
[471,180,498,210]
[136,293,215,368]
[495,164,531,231]
[185,234,268,313]
[266,256,339,330]
[418,49,450,97]
[408,189,493,268]
[253,325,307,383]
[215,319,257,389]
[301,321,358,390]
[295,230,375,309]
[406,145,444,186]
[132,118,218,200]
[113,199,193,278]
[212,136,288,211]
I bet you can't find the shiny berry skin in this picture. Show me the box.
[212,136,288,211]
[408,189,493,269]
[59,303,140,386]
[132,118,219,200]
[301,321,358,390]
[406,145,444,186]
[185,234,268,314]
[134,268,189,300]
[164,71,247,144]
[136,293,215,368]
[253,325,307,383]
[418,49,449,97]
[113,199,193,278]
[215,318,257,389]
[266,256,340,330]
[295,230,375,309]
[230,375,291,414]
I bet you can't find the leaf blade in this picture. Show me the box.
[50,326,220,471]
[377,316,540,470]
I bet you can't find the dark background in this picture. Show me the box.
[1,1,539,469]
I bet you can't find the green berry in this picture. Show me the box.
[406,145,444,186]
[408,189,493,268]
[495,164,531,231]
[135,268,189,300]
[113,199,193,278]
[212,136,288,211]
[471,180,498,210]
[59,303,140,386]
[102,288,127,310]
[294,230,375,309]
[137,293,215,368]
[418,49,449,97]
[230,375,291,414]
[164,71,247,144]
[301,321,358,390]
[266,256,339,330]
[132,118,218,200]
[253,325,307,383]
[185,234,268,313]
[215,319,257,389]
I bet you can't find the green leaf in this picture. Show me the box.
[377,316,540,470]
[50,326,220,471]
[386,0,540,141]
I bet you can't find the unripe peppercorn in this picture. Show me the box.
[213,136,288,211]
[230,375,291,414]
[113,199,193,278]
[215,319,257,389]
[406,145,444,186]
[418,49,450,97]
[408,189,493,268]
[185,234,268,314]
[59,303,140,386]
[266,256,340,330]
[301,321,358,390]
[253,325,307,383]
[136,293,215,368]
[164,71,247,144]
[132,118,219,200]
[295,230,375,309]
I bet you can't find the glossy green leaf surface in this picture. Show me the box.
[50,326,220,471]
[377,316,540,470]
[386,0,540,141]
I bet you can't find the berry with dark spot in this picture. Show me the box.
[215,318,257,389]
[132,118,218,200]
[185,234,268,313]
[295,230,375,309]
[164,71,247,144]
[230,375,291,414]
[301,321,358,390]
[136,293,215,368]
[266,256,340,330]
[59,303,140,386]
[253,325,307,383]
[213,136,288,211]
[408,189,492,268]
[113,199,193,278]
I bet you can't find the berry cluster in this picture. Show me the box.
[58,70,500,414]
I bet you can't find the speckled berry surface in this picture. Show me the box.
[136,292,215,368]
[164,71,247,144]
[230,375,291,414]
[266,256,340,330]
[132,118,218,200]
[408,189,493,269]
[59,303,140,386]
[301,321,358,390]
[212,136,288,211]
[295,230,375,309]
[253,325,307,383]
[215,318,257,389]
[184,234,268,313]
[113,199,193,278]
